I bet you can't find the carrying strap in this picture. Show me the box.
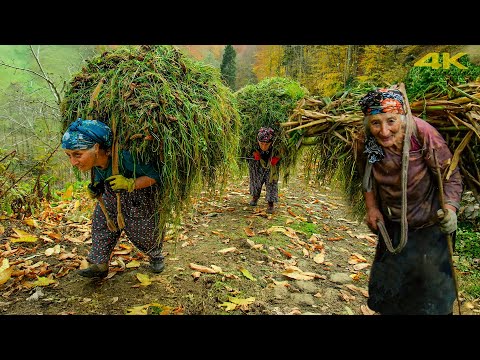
[362,162,373,193]
[396,83,414,254]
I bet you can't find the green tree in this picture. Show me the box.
[282,45,305,79]
[236,45,258,89]
[220,45,237,90]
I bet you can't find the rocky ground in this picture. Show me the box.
[1,169,477,317]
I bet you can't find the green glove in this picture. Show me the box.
[106,174,135,193]
[437,208,457,234]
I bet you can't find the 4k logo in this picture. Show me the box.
[414,52,467,69]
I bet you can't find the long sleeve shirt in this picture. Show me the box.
[357,117,463,229]
[93,150,161,184]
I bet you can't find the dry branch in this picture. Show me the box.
[282,82,480,205]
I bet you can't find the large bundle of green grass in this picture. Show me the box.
[235,77,308,182]
[404,55,480,101]
[61,45,241,229]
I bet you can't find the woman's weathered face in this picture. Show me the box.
[64,147,96,172]
[367,113,405,151]
[258,141,272,151]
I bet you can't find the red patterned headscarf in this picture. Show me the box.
[257,127,275,143]
[359,88,405,116]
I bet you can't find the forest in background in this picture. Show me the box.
[0,44,479,216]
[2,44,480,311]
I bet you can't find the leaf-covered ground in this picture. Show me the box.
[1,168,478,316]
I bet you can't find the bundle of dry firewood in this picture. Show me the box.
[281,82,480,200]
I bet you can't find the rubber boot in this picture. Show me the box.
[150,258,165,273]
[266,201,274,214]
[249,196,259,206]
[77,263,109,278]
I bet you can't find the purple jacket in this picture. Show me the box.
[357,117,463,229]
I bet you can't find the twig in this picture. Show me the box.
[433,148,462,315]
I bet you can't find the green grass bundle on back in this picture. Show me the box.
[405,55,480,101]
[235,76,307,183]
[61,45,241,230]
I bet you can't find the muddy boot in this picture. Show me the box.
[249,196,259,206]
[266,202,274,214]
[77,263,109,278]
[150,258,165,273]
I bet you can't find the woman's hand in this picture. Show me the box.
[364,191,383,231]
[437,207,457,234]
[270,156,280,166]
[365,207,384,232]
[106,175,135,192]
[86,181,105,199]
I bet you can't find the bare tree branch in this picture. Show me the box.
[29,45,62,106]
[0,45,62,106]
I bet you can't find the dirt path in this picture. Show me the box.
[0,170,474,315]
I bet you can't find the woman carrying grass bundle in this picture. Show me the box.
[248,127,281,214]
[356,87,463,315]
[61,118,165,279]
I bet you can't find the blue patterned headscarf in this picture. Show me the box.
[359,88,405,116]
[61,118,113,150]
[364,135,385,164]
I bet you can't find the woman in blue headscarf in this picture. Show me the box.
[62,118,165,278]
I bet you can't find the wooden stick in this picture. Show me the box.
[433,148,462,315]
[91,169,117,232]
[111,115,125,229]
[98,197,118,232]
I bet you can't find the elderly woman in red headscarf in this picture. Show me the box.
[248,127,281,214]
[356,88,463,315]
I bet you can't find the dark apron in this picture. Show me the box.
[368,220,456,315]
